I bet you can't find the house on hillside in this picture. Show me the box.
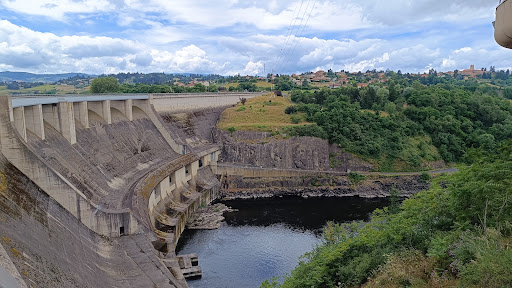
[460,65,484,78]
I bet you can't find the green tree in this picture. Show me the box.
[361,87,377,109]
[388,81,399,102]
[90,77,120,93]
[389,185,401,214]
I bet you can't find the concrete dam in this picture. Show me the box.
[0,92,429,287]
[0,92,264,288]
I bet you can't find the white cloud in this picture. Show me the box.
[442,58,456,68]
[0,20,219,74]
[455,47,473,53]
[0,1,508,75]
[1,0,114,20]
[243,61,264,75]
[357,0,495,26]
[150,45,217,73]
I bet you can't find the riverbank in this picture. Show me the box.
[220,174,429,200]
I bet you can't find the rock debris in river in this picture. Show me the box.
[186,204,236,230]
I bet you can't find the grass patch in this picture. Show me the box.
[310,82,332,88]
[217,94,311,132]
[263,101,280,106]
[223,81,272,89]
[256,81,272,88]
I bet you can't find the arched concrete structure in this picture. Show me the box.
[2,92,263,287]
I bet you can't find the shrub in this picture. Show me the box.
[420,172,431,183]
[227,127,236,133]
[459,244,512,287]
[285,124,328,139]
[290,114,302,124]
[348,172,366,185]
[389,186,402,214]
[285,106,297,114]
[236,106,246,112]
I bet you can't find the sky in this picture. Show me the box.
[0,0,508,76]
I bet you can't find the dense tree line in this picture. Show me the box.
[69,72,225,86]
[287,83,512,170]
[111,72,225,85]
[90,77,220,93]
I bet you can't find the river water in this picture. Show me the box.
[176,196,389,288]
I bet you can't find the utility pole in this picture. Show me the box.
[271,69,274,92]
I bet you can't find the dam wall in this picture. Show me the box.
[151,92,265,112]
[0,152,181,287]
[1,94,227,287]
[1,96,135,237]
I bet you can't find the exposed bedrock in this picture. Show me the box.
[214,129,373,172]
[220,174,429,200]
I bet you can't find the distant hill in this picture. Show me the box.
[0,72,90,83]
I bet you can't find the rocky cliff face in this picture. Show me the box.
[221,174,429,199]
[215,129,373,172]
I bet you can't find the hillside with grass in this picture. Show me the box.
[217,94,310,132]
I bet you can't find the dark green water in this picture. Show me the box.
[176,196,389,288]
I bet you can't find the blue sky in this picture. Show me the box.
[0,0,508,75]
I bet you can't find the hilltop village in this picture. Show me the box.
[0,64,510,96]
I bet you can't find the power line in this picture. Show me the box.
[276,0,311,71]
[276,0,316,74]
[281,0,317,74]
[273,0,305,74]
[276,0,312,73]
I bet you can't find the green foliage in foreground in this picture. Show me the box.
[262,141,512,288]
